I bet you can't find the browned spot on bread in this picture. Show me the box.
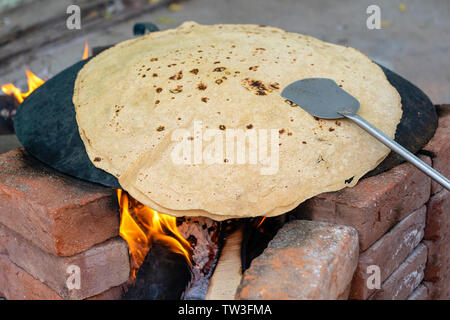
[201,97,209,103]
[156,87,163,93]
[170,85,183,94]
[114,105,124,115]
[197,83,207,90]
[157,126,165,132]
[190,68,199,75]
[270,82,280,90]
[169,70,183,80]
[215,79,223,85]
[241,78,273,96]
[219,125,226,130]
[94,157,102,162]
[213,67,226,72]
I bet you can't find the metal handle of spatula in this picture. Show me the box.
[340,111,450,191]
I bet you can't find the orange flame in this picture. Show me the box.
[254,217,266,229]
[1,70,45,103]
[2,42,89,104]
[82,41,89,60]
[117,189,192,278]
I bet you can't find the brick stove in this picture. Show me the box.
[0,105,448,300]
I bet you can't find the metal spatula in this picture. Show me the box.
[281,78,450,190]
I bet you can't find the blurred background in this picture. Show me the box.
[0,0,449,151]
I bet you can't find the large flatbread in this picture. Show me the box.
[73,22,402,220]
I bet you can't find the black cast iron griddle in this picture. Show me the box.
[14,58,437,188]
[14,58,120,188]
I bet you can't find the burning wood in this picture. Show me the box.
[116,189,192,279]
[1,70,45,104]
[122,242,192,300]
[117,189,225,300]
[179,217,222,299]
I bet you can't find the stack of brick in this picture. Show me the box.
[0,149,130,300]
[422,105,450,300]
[297,105,449,300]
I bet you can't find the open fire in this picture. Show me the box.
[1,70,45,104]
[117,189,192,278]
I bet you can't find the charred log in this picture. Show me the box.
[123,242,192,300]
[122,217,223,300]
[178,217,224,300]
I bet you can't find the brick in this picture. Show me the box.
[424,189,450,240]
[236,220,359,300]
[424,272,450,300]
[349,206,426,300]
[0,149,120,256]
[337,282,352,300]
[0,254,62,300]
[423,105,450,195]
[423,237,450,282]
[407,284,429,300]
[0,223,130,300]
[369,244,427,300]
[301,156,431,251]
[86,285,125,300]
[0,254,125,300]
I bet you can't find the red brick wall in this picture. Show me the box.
[298,105,449,300]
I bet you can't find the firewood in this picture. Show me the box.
[122,242,191,300]
[179,217,223,300]
[205,223,243,300]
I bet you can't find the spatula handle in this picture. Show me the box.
[341,112,450,191]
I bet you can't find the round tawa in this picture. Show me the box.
[13,54,436,192]
[14,59,121,188]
